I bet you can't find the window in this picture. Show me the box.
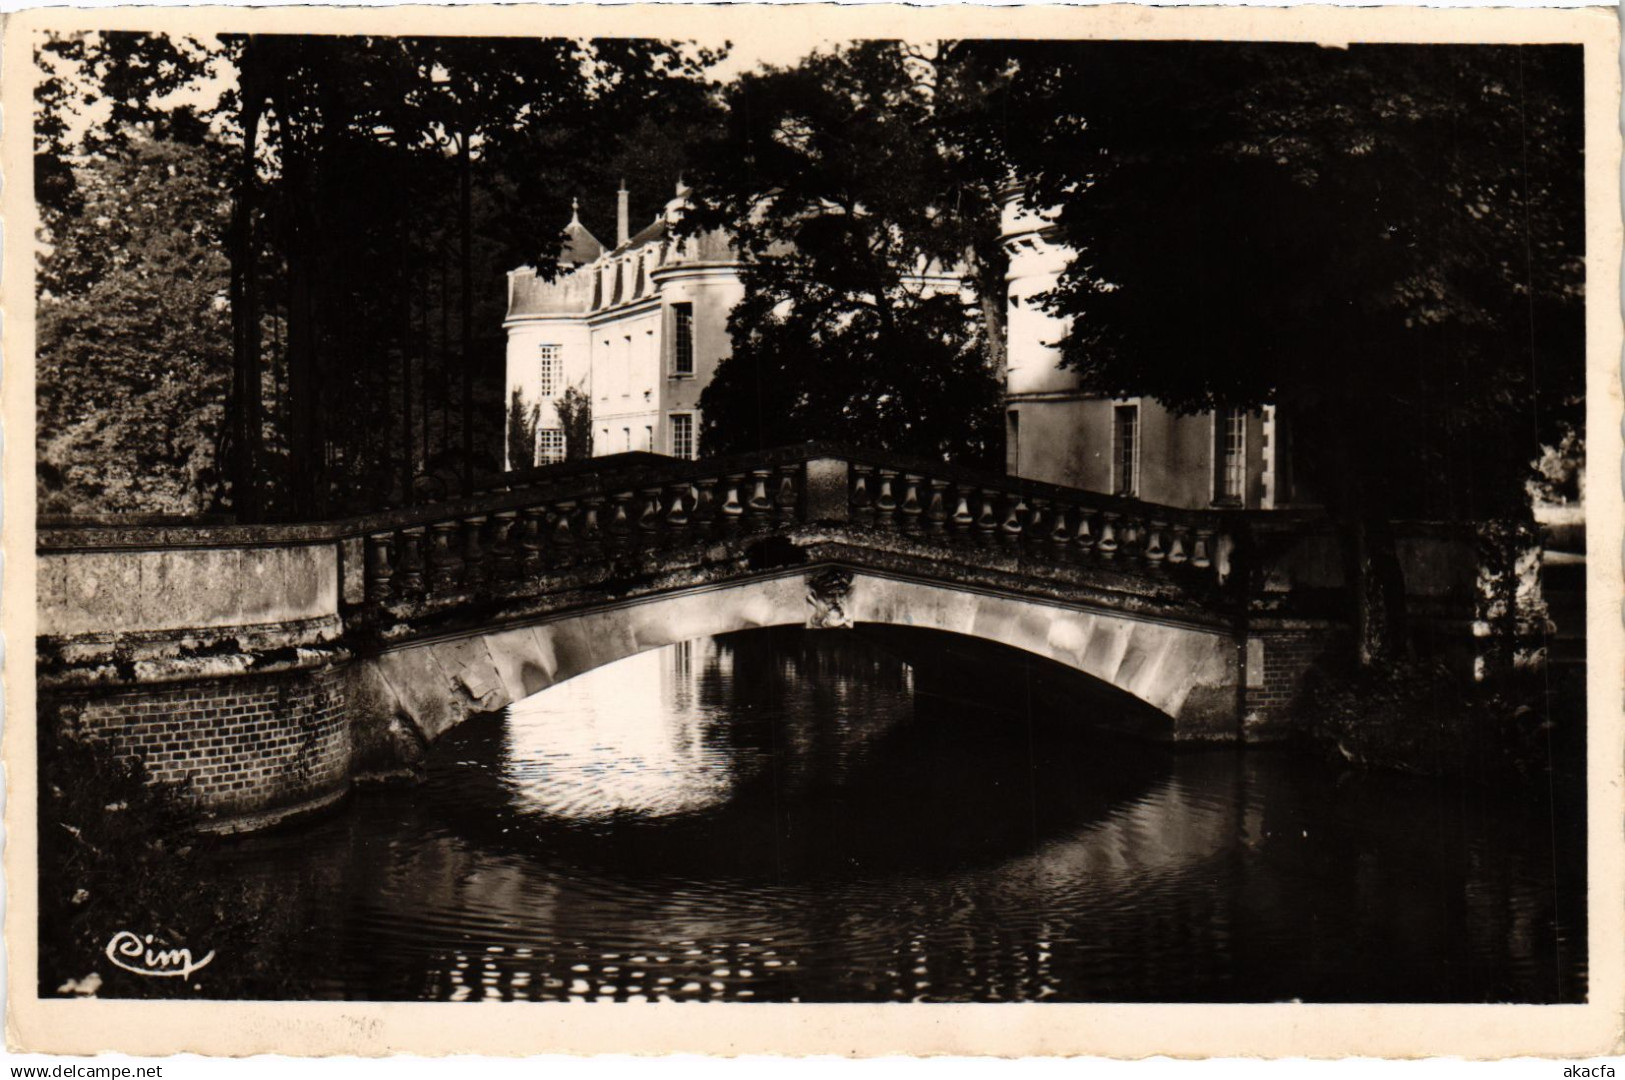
[644,425,654,451]
[1005,410,1020,474]
[622,427,631,452]
[536,428,566,465]
[1215,407,1246,505]
[671,413,695,460]
[536,344,562,397]
[622,334,633,396]
[1114,404,1139,497]
[672,303,695,376]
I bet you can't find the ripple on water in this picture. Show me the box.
[182,627,1584,1005]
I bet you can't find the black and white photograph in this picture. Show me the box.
[6,2,1620,1059]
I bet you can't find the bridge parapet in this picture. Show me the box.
[344,443,1240,614]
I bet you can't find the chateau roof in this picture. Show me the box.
[622,216,668,251]
[559,200,604,266]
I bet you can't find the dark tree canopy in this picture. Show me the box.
[685,41,1007,466]
[995,41,1585,524]
[991,41,1585,663]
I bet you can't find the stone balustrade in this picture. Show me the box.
[344,444,1235,610]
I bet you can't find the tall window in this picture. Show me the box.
[671,413,695,460]
[1114,404,1139,497]
[672,303,695,376]
[536,344,562,397]
[622,427,631,452]
[536,429,566,465]
[1215,407,1246,505]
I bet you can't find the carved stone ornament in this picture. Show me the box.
[805,567,855,629]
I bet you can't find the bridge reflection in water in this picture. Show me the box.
[190,626,1584,1004]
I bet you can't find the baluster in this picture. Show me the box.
[549,501,577,565]
[1048,505,1071,562]
[461,515,488,592]
[606,492,634,552]
[851,465,875,526]
[746,469,773,530]
[518,508,546,575]
[1145,520,1168,567]
[874,469,899,530]
[1167,524,1190,566]
[428,521,462,592]
[1097,511,1119,559]
[395,526,426,597]
[637,488,664,545]
[925,479,949,536]
[692,478,718,535]
[489,511,519,583]
[1026,498,1048,551]
[1121,515,1144,563]
[900,474,924,534]
[950,484,975,540]
[1074,508,1097,558]
[578,496,605,559]
[1191,527,1214,570]
[666,483,691,546]
[721,474,746,531]
[975,489,999,546]
[999,494,1025,544]
[365,532,395,603]
[775,464,799,525]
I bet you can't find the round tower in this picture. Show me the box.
[999,184,1087,483]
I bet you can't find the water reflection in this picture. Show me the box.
[168,625,1583,1004]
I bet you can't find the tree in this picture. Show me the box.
[685,42,1006,466]
[994,42,1585,666]
[36,136,233,516]
[505,388,540,470]
[555,384,593,462]
[40,30,729,520]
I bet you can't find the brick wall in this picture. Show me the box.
[57,667,352,821]
[1243,627,1342,738]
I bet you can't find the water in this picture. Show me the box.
[167,626,1585,1002]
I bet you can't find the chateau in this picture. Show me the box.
[503,182,741,465]
[504,185,1292,510]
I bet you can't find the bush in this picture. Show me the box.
[38,720,307,998]
[1301,659,1580,783]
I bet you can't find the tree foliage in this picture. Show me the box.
[37,31,723,519]
[685,42,1006,466]
[993,42,1585,662]
[555,384,594,462]
[37,137,233,515]
[505,388,540,470]
[998,42,1583,521]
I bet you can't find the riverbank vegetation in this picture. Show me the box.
[38,722,307,998]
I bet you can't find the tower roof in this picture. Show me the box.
[559,199,605,266]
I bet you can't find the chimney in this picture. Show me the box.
[616,180,630,247]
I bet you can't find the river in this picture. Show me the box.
[175,625,1585,1002]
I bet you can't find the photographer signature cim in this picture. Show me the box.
[104,930,214,980]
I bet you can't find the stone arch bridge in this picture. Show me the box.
[38,445,1396,831]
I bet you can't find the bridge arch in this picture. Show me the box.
[349,568,1242,772]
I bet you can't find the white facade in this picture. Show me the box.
[504,187,744,466]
